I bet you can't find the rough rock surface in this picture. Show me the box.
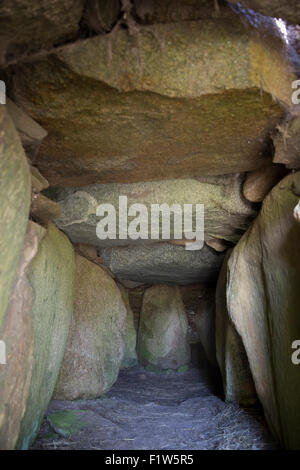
[243,164,287,202]
[119,279,146,289]
[30,193,62,224]
[216,252,257,407]
[101,242,225,284]
[273,110,300,169]
[0,222,44,450]
[54,255,126,400]
[118,284,138,369]
[32,366,275,450]
[17,224,75,449]
[128,286,147,331]
[205,238,228,252]
[6,98,47,158]
[54,176,256,246]
[0,0,84,66]
[230,0,300,26]
[73,243,98,261]
[82,0,120,34]
[138,285,191,369]
[227,172,300,449]
[30,166,49,193]
[135,0,232,24]
[9,14,293,186]
[0,106,31,329]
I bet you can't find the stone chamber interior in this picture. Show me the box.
[0,0,300,451]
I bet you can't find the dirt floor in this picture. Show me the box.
[32,362,277,450]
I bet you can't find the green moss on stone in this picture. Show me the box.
[46,410,90,438]
[178,365,190,373]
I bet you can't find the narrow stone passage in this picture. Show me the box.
[33,366,276,450]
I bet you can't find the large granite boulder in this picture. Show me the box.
[17,224,75,449]
[118,284,138,369]
[54,254,126,400]
[0,106,31,329]
[101,242,224,284]
[138,285,191,369]
[227,172,300,449]
[0,0,84,66]
[54,176,256,247]
[216,252,257,407]
[9,11,294,186]
[0,222,45,450]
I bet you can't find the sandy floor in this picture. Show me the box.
[32,365,276,450]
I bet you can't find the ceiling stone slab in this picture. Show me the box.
[53,175,257,246]
[100,242,225,284]
[8,15,293,186]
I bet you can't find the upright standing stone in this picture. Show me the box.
[54,254,126,400]
[0,222,45,450]
[0,106,31,330]
[216,252,257,407]
[227,173,300,449]
[138,285,191,370]
[17,224,75,449]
